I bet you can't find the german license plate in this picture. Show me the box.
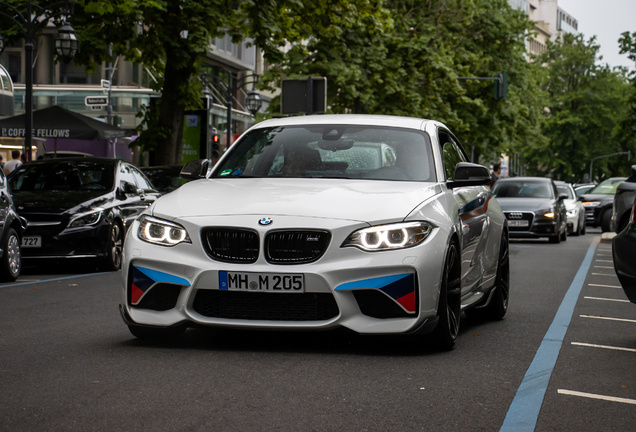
[22,236,42,248]
[219,271,304,293]
[508,220,529,227]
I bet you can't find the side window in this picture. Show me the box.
[119,164,138,193]
[439,131,463,180]
[131,167,154,192]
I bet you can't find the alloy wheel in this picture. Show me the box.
[7,234,20,276]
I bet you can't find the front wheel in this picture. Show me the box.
[430,242,461,350]
[601,209,612,233]
[0,228,21,282]
[101,223,123,271]
[560,222,567,241]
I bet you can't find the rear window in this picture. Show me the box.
[588,178,625,195]
[9,161,115,192]
[492,181,554,199]
[211,125,436,182]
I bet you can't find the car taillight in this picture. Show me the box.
[631,195,636,225]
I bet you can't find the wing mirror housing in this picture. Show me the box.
[558,193,569,201]
[117,181,138,199]
[180,159,210,181]
[447,162,492,189]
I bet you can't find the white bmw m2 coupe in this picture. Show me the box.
[120,115,509,349]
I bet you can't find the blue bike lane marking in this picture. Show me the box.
[500,240,598,432]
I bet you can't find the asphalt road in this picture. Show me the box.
[1,228,634,431]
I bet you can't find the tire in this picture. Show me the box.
[560,222,567,241]
[101,222,123,271]
[601,209,612,233]
[548,226,561,243]
[128,325,186,341]
[572,216,581,236]
[0,228,21,282]
[467,232,510,321]
[581,217,586,235]
[430,241,461,350]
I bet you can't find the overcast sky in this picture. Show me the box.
[556,0,635,71]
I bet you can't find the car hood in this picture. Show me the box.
[152,178,441,223]
[12,190,112,214]
[579,194,615,203]
[495,197,554,212]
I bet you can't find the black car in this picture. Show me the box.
[611,165,636,233]
[140,165,186,195]
[0,169,25,281]
[8,158,160,270]
[613,192,636,303]
[492,177,568,243]
[580,177,626,232]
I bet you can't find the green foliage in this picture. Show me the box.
[262,0,546,162]
[523,33,634,182]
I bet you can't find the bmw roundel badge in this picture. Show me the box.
[258,217,273,226]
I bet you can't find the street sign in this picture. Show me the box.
[101,79,111,90]
[91,106,103,111]
[281,77,327,115]
[85,96,108,107]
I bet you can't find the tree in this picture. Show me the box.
[523,33,633,182]
[261,0,546,162]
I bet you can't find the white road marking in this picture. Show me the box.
[571,342,636,353]
[584,296,630,303]
[580,315,636,323]
[592,273,617,276]
[558,389,636,405]
[595,260,613,263]
[594,266,615,269]
[588,283,622,288]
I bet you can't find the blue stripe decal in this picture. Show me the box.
[219,271,229,290]
[499,241,597,432]
[135,266,190,286]
[335,274,410,291]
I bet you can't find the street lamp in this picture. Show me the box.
[0,1,78,161]
[245,88,263,116]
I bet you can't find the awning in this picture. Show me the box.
[0,105,126,140]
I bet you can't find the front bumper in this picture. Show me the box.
[20,221,110,259]
[120,215,448,335]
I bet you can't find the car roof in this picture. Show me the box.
[496,177,553,183]
[22,157,119,166]
[252,114,434,131]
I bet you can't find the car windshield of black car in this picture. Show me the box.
[9,162,115,192]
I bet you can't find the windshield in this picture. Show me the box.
[142,167,185,191]
[556,185,575,200]
[9,161,115,192]
[212,125,436,182]
[588,178,625,195]
[492,181,554,199]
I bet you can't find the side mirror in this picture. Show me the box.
[122,181,138,194]
[577,196,585,202]
[558,194,568,201]
[447,162,492,189]
[180,159,210,181]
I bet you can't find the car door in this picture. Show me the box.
[439,130,489,294]
[117,162,147,229]
[0,171,9,236]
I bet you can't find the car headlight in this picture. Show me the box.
[68,209,103,228]
[582,201,601,207]
[536,209,555,218]
[138,215,191,247]
[342,221,433,251]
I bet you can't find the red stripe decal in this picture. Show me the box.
[396,291,416,313]
[131,284,145,305]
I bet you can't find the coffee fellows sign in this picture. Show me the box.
[1,128,71,138]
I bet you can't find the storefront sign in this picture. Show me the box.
[1,128,71,138]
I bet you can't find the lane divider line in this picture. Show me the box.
[571,342,636,353]
[557,389,636,405]
[588,284,621,288]
[580,315,636,323]
[592,273,617,277]
[0,272,114,288]
[595,260,613,263]
[499,241,597,432]
[594,266,614,269]
[584,296,629,303]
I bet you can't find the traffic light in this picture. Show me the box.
[494,73,508,100]
[212,133,220,144]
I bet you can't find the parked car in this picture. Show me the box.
[613,192,636,303]
[574,183,596,197]
[140,166,186,195]
[0,169,25,281]
[554,181,586,236]
[8,158,160,270]
[119,114,509,349]
[492,177,568,243]
[580,177,626,232]
[37,151,92,160]
[611,165,636,233]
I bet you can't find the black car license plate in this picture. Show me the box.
[219,271,304,293]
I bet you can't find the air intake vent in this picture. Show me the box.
[265,230,331,264]
[201,228,259,263]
